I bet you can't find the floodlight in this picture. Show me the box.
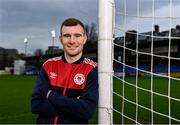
[24,38,28,43]
[51,30,56,37]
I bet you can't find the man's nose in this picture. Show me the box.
[69,36,75,44]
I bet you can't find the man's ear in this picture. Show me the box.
[59,36,62,44]
[83,35,87,44]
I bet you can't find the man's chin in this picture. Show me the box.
[65,49,82,57]
[67,52,79,57]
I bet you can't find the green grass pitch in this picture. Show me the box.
[113,77,180,124]
[0,75,179,124]
[0,75,97,124]
[0,75,37,123]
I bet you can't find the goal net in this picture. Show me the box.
[98,0,180,124]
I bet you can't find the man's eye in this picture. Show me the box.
[75,34,82,37]
[63,34,70,37]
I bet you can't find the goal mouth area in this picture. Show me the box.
[98,0,180,124]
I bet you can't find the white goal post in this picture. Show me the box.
[98,0,114,124]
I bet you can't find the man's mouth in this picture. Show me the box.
[68,46,77,50]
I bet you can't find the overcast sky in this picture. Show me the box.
[0,0,180,54]
[0,0,97,54]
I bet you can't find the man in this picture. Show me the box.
[31,18,98,124]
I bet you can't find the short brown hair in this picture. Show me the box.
[60,18,86,35]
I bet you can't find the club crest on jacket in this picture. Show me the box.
[74,73,85,85]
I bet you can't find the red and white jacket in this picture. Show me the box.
[31,55,98,124]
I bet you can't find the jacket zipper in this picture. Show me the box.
[54,64,74,124]
[63,64,73,95]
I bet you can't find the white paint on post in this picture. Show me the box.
[98,0,114,124]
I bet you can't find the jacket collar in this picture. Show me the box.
[62,55,84,64]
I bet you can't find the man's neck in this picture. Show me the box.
[64,53,82,63]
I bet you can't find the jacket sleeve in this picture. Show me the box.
[31,67,56,116]
[47,67,98,120]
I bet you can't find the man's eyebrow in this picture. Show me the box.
[74,33,83,35]
[62,33,83,35]
[62,34,70,36]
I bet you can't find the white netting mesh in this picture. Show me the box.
[113,0,180,124]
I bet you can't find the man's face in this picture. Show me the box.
[60,24,87,57]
